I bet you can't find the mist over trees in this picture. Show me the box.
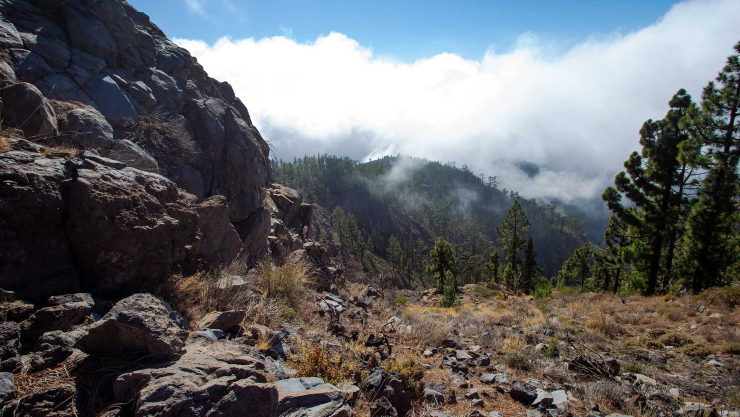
[274,154,589,287]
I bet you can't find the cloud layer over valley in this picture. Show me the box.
[175,0,740,202]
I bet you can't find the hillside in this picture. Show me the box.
[274,155,591,282]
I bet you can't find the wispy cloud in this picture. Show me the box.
[183,0,238,19]
[184,0,207,17]
[174,0,740,202]
[278,24,293,39]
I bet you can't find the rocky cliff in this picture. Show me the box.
[0,0,313,300]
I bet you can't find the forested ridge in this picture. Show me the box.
[273,154,589,283]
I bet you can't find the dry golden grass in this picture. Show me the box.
[585,312,621,336]
[502,333,526,353]
[0,136,8,152]
[289,339,361,386]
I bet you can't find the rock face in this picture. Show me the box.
[0,150,201,300]
[113,337,278,417]
[196,196,245,267]
[74,293,189,357]
[0,0,277,284]
[275,377,351,417]
[66,159,200,294]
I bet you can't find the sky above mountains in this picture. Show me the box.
[129,0,740,203]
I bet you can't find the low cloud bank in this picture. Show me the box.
[175,0,740,202]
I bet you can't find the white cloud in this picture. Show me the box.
[174,0,740,202]
[184,0,207,17]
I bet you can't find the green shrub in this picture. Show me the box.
[623,361,644,374]
[645,340,665,349]
[543,337,559,358]
[534,278,553,299]
[394,295,408,306]
[382,358,425,399]
[257,260,306,309]
[721,343,740,355]
[698,285,740,310]
[683,343,711,358]
[473,285,498,299]
[624,339,646,348]
[657,332,693,347]
[503,351,529,370]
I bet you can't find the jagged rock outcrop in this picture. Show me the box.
[0,148,201,300]
[74,293,188,357]
[0,0,277,281]
[112,337,278,417]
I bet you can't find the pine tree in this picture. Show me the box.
[520,238,541,293]
[680,42,740,292]
[387,235,403,271]
[428,237,457,293]
[484,249,501,283]
[557,244,592,289]
[331,206,347,260]
[602,89,694,295]
[439,270,459,308]
[496,201,530,291]
[594,216,631,293]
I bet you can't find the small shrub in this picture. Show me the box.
[683,343,711,358]
[658,307,684,322]
[473,285,498,299]
[257,260,307,309]
[663,294,677,302]
[623,361,644,374]
[0,137,8,151]
[698,285,740,310]
[585,312,620,336]
[503,351,529,370]
[534,279,553,299]
[624,339,646,348]
[645,340,665,349]
[502,333,525,353]
[543,337,559,358]
[394,295,408,306]
[382,358,424,399]
[658,332,693,347]
[291,340,359,385]
[721,343,740,355]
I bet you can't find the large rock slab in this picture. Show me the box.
[113,337,277,417]
[84,73,138,126]
[0,152,80,302]
[18,31,70,68]
[66,159,199,294]
[103,139,160,173]
[0,17,23,49]
[6,48,53,82]
[20,301,91,341]
[196,195,244,267]
[60,107,115,149]
[197,310,246,331]
[0,82,58,138]
[74,293,188,357]
[275,377,351,417]
[63,3,117,65]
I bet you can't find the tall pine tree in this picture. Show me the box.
[520,238,541,293]
[484,249,501,283]
[428,237,458,293]
[602,89,693,295]
[496,201,530,291]
[679,42,740,291]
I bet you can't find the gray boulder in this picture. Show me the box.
[0,59,17,87]
[74,293,189,357]
[0,323,21,372]
[61,107,115,149]
[0,82,58,138]
[66,159,199,294]
[34,73,78,96]
[0,17,23,48]
[84,73,138,126]
[275,377,350,417]
[103,139,160,173]
[197,310,246,331]
[196,195,244,267]
[113,337,277,417]
[369,396,397,417]
[6,48,53,82]
[47,293,94,307]
[20,301,92,341]
[0,372,13,403]
[510,380,537,404]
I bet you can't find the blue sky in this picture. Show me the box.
[128,0,740,202]
[128,0,678,62]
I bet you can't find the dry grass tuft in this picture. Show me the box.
[658,332,693,347]
[698,285,740,310]
[683,343,711,358]
[256,260,308,310]
[503,333,526,353]
[585,312,621,336]
[290,339,361,385]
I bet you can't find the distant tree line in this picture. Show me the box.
[273,152,590,287]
